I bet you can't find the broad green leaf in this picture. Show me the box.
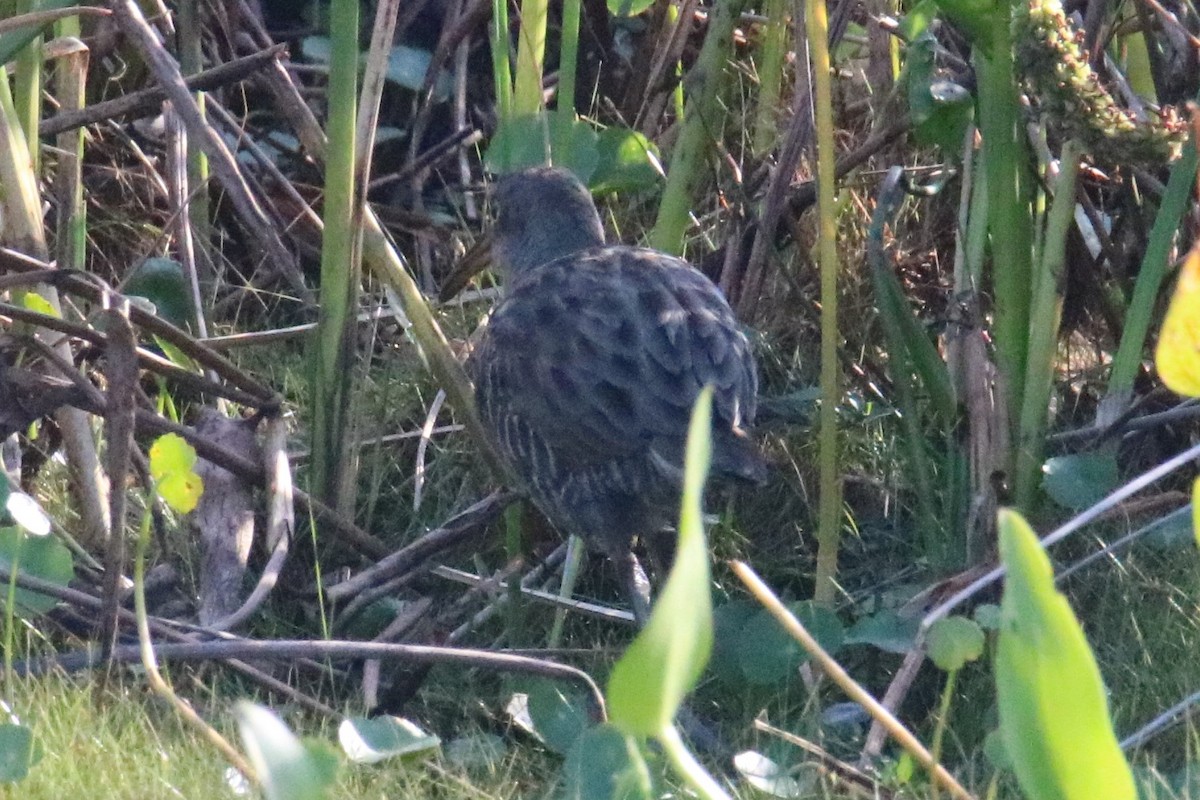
[710,600,758,684]
[844,609,920,653]
[0,0,81,67]
[148,434,203,514]
[904,32,974,153]
[1042,453,1119,510]
[0,527,74,617]
[995,508,1136,800]
[0,723,36,782]
[337,716,439,764]
[524,678,591,754]
[6,492,50,537]
[156,472,204,515]
[1194,477,1199,549]
[974,603,1002,631]
[149,433,197,480]
[1156,243,1200,396]
[590,128,661,195]
[926,615,984,672]
[19,292,58,318]
[235,702,337,800]
[607,390,715,736]
[123,257,194,331]
[562,724,655,800]
[737,602,844,684]
[485,113,599,182]
[442,734,507,770]
[607,0,654,16]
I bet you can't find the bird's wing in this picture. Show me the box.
[472,248,760,477]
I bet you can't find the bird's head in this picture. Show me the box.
[492,167,606,279]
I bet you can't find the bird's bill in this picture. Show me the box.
[439,236,493,302]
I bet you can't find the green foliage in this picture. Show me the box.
[0,527,73,618]
[904,32,974,153]
[337,716,439,764]
[0,722,38,783]
[148,433,203,514]
[562,724,655,800]
[523,679,591,755]
[1041,454,1120,511]
[995,508,1136,800]
[235,702,339,800]
[123,257,194,331]
[607,389,714,737]
[926,616,984,672]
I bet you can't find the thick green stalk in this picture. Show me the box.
[52,24,86,273]
[553,0,582,154]
[751,0,789,155]
[14,0,41,173]
[491,0,513,123]
[975,19,1033,457]
[308,0,360,510]
[649,0,748,254]
[178,0,213,294]
[1106,137,1197,408]
[808,0,842,606]
[512,0,548,115]
[1015,141,1080,507]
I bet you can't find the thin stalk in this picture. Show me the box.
[733,561,977,800]
[975,20,1032,453]
[806,0,842,605]
[309,0,360,510]
[928,668,960,800]
[658,724,733,800]
[4,546,19,692]
[1015,140,1080,507]
[650,0,749,254]
[133,489,257,783]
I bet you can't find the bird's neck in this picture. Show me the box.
[501,226,606,277]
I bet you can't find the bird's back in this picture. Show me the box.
[470,245,765,555]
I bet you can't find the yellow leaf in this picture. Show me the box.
[20,292,58,318]
[1156,244,1200,397]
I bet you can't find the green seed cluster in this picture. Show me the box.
[1014,0,1186,165]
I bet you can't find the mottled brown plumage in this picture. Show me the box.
[468,167,765,618]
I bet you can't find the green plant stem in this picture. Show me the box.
[658,724,733,800]
[309,0,360,511]
[512,0,548,115]
[14,0,41,174]
[133,490,257,783]
[51,25,86,274]
[807,0,842,605]
[650,0,748,254]
[4,546,20,693]
[751,0,788,155]
[490,0,513,123]
[554,0,582,155]
[929,668,960,800]
[975,21,1032,454]
[1015,140,1080,506]
[1107,136,1197,408]
[178,0,213,296]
